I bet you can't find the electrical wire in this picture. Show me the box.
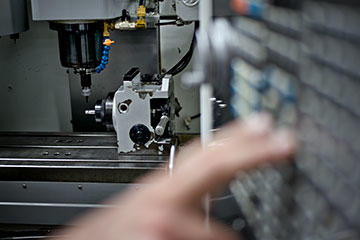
[162,22,199,77]
[156,21,177,26]
[165,31,196,76]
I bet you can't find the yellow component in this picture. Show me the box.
[137,5,146,17]
[103,22,111,37]
[136,5,146,28]
[136,18,146,28]
[110,22,115,30]
[103,39,115,46]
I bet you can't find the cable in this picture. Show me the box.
[166,29,197,76]
[161,22,199,78]
[190,113,201,119]
[156,21,177,26]
[160,15,178,20]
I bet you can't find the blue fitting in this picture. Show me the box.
[96,37,112,73]
[249,2,264,19]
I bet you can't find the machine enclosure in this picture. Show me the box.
[0,0,29,36]
[31,0,138,20]
[176,0,237,21]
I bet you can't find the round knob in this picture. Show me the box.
[129,124,151,145]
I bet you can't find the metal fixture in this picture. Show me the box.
[50,22,103,101]
[86,68,175,153]
[182,0,200,7]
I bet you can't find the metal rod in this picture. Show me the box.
[169,145,176,177]
[200,84,213,148]
[199,0,213,31]
[199,0,214,231]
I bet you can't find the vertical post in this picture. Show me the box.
[199,0,213,230]
[200,85,213,148]
[200,84,213,230]
[199,0,214,147]
[199,0,213,31]
[199,0,214,153]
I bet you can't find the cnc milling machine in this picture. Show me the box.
[0,0,201,228]
[2,0,360,239]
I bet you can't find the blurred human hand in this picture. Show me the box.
[54,114,296,240]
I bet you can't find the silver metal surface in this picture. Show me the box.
[0,132,179,225]
[112,75,172,153]
[0,181,142,225]
[176,0,199,21]
[155,115,170,136]
[0,132,169,183]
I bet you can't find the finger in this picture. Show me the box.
[212,113,273,142]
[141,114,272,185]
[175,138,202,165]
[176,114,273,163]
[209,220,243,240]
[157,213,239,240]
[164,116,296,205]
